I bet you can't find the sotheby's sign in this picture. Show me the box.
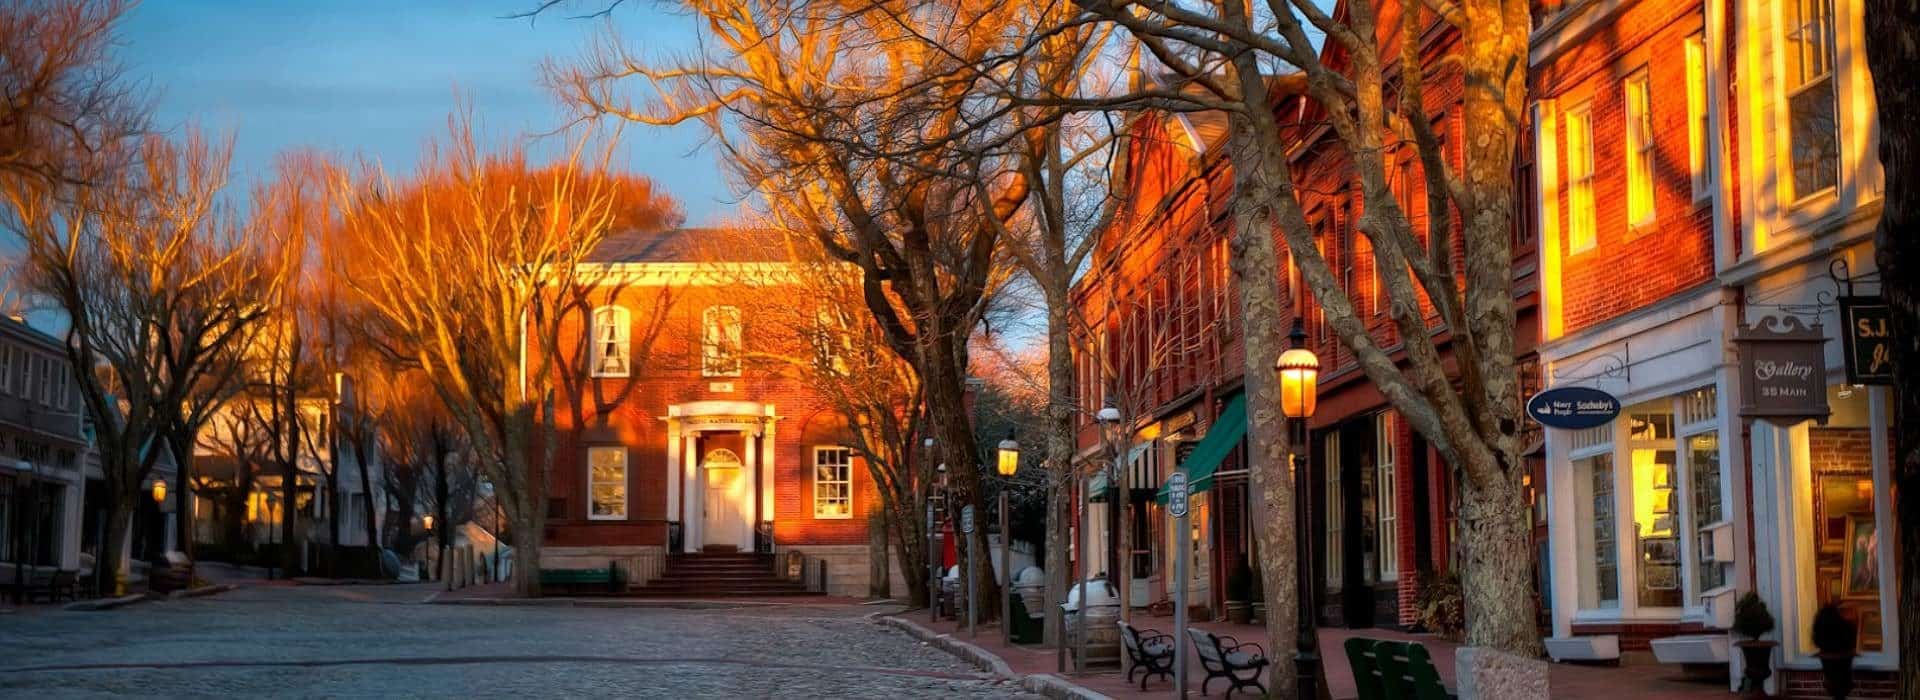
[1526,387,1622,430]
[1734,315,1830,425]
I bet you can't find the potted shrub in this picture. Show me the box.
[1224,557,1254,624]
[1732,591,1778,698]
[1811,604,1857,700]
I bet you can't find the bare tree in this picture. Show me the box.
[324,117,680,595]
[2,132,283,592]
[545,0,1035,614]
[1030,0,1543,671]
[0,0,145,186]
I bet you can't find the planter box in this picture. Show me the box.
[1650,634,1730,665]
[1545,635,1620,662]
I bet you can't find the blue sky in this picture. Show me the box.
[118,0,736,224]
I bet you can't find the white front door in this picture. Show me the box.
[703,458,748,549]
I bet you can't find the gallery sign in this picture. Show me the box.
[1839,296,1894,385]
[1734,315,1830,425]
[1525,386,1622,430]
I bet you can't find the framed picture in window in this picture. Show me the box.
[1842,515,1879,598]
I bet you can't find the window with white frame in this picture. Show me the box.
[53,366,69,410]
[590,306,630,377]
[1627,410,1682,608]
[702,306,743,377]
[1564,105,1597,253]
[813,446,853,518]
[1684,35,1713,201]
[1572,423,1618,609]
[1375,411,1399,581]
[18,352,33,403]
[1678,386,1729,594]
[1623,72,1657,229]
[587,446,627,520]
[0,345,12,395]
[1325,431,1343,586]
[1784,0,1839,200]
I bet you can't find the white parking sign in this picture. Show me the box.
[1166,472,1190,518]
[960,505,976,534]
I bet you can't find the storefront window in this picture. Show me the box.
[1575,450,1618,609]
[1688,433,1728,592]
[1628,412,1682,608]
[1805,387,1886,653]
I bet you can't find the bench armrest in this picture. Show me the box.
[1226,640,1267,658]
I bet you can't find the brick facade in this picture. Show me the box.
[534,230,879,584]
[1533,0,1716,334]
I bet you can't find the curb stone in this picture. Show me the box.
[876,615,1112,700]
[63,593,151,611]
[169,583,239,599]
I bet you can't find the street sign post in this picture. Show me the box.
[962,505,977,638]
[1167,471,1190,698]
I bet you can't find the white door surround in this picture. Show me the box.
[664,401,779,553]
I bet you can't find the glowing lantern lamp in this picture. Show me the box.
[1275,345,1320,420]
[996,433,1020,477]
[149,478,167,505]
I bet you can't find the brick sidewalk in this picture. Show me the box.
[902,610,1737,699]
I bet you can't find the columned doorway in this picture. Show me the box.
[664,401,779,554]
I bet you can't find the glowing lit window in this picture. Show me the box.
[1685,35,1713,200]
[1564,105,1597,253]
[1623,72,1656,229]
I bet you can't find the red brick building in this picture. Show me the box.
[533,228,893,596]
[1073,0,1542,629]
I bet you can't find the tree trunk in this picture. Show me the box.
[354,437,381,574]
[1227,108,1301,698]
[168,435,193,569]
[870,511,891,598]
[1454,1,1543,657]
[96,495,135,596]
[1457,452,1538,651]
[1045,479,1068,646]
[1043,294,1076,646]
[924,331,1000,617]
[1862,3,1918,694]
[280,457,298,576]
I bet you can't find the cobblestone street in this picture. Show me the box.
[0,586,1035,698]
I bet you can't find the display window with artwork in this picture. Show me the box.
[1804,386,1887,653]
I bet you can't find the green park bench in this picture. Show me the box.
[1345,638,1456,700]
[538,561,624,594]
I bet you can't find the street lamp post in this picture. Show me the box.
[1092,407,1123,678]
[1275,322,1322,700]
[995,433,1019,647]
[147,476,171,589]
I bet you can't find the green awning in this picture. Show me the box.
[1156,392,1246,503]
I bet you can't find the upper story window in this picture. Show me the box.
[1623,72,1657,230]
[702,305,743,377]
[35,355,53,406]
[590,306,630,378]
[1784,0,1840,200]
[0,345,12,395]
[813,446,853,518]
[1564,103,1597,253]
[1684,35,1714,202]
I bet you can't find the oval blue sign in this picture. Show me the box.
[1526,387,1622,430]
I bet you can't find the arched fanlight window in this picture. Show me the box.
[591,306,631,377]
